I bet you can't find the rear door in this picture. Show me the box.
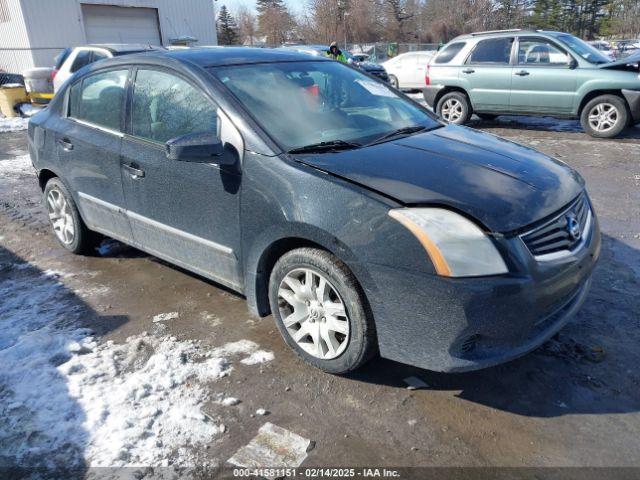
[510,36,577,114]
[54,68,132,241]
[119,67,243,290]
[461,36,515,111]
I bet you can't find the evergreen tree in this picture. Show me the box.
[217,5,239,45]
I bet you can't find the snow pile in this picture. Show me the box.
[241,350,275,365]
[0,154,33,177]
[60,334,230,466]
[0,259,274,468]
[0,116,29,132]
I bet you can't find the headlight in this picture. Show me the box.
[388,208,508,277]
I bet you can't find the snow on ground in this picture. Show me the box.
[241,350,275,365]
[0,154,33,177]
[0,116,29,133]
[0,256,274,468]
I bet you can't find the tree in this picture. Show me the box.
[217,5,239,45]
[256,0,295,45]
[236,5,258,45]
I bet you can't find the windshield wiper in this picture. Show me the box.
[367,125,432,146]
[287,140,362,154]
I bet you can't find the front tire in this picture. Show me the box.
[44,178,100,255]
[388,75,399,89]
[268,248,377,374]
[436,91,472,124]
[580,94,629,138]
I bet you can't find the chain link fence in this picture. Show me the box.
[0,48,66,77]
[347,43,439,63]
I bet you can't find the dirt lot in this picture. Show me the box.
[1,118,639,474]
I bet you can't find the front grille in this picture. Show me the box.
[521,195,591,257]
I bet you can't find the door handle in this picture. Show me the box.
[514,70,530,76]
[462,68,475,74]
[122,163,145,179]
[57,138,74,151]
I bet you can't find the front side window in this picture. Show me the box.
[434,43,466,64]
[132,69,218,144]
[467,38,514,64]
[518,38,570,65]
[210,60,440,152]
[68,69,127,132]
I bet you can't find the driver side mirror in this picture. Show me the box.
[165,132,230,164]
[569,57,578,69]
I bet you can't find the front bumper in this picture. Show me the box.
[364,209,601,372]
[622,89,640,123]
[423,85,445,108]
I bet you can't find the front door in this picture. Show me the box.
[53,68,132,241]
[120,67,243,290]
[510,36,577,114]
[461,36,515,112]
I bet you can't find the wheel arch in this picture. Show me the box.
[434,86,471,110]
[578,89,627,116]
[37,168,59,191]
[246,229,375,321]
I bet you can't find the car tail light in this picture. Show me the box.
[51,69,58,80]
[425,65,430,86]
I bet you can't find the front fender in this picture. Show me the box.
[239,151,433,320]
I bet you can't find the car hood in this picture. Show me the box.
[598,52,640,69]
[357,61,385,71]
[296,125,585,233]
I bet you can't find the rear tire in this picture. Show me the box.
[44,178,100,255]
[268,248,377,374]
[436,91,472,124]
[389,75,399,89]
[580,94,629,138]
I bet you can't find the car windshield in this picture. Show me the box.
[556,34,611,64]
[210,61,440,152]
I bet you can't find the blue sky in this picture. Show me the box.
[217,0,306,16]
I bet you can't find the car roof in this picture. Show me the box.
[452,29,568,41]
[113,47,331,68]
[85,44,161,53]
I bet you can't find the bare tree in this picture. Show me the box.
[236,5,258,45]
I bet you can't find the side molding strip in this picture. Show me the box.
[78,192,235,258]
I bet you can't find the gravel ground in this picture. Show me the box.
[0,117,639,474]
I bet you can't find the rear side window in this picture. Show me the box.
[68,69,128,132]
[70,50,93,73]
[467,37,514,64]
[92,50,109,63]
[132,69,218,144]
[434,43,466,64]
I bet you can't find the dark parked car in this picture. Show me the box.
[282,44,390,82]
[28,48,600,374]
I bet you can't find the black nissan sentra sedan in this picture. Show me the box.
[27,48,600,374]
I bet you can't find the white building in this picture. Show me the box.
[0,0,218,73]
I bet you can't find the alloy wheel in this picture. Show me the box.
[277,268,350,360]
[441,98,463,123]
[588,103,619,133]
[46,188,75,245]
